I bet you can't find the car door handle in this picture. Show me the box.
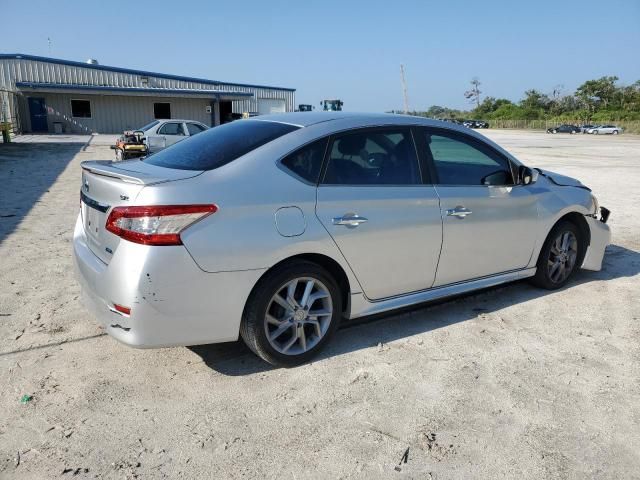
[446,206,473,218]
[332,214,368,227]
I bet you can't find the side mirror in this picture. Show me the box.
[520,166,538,185]
[481,170,510,186]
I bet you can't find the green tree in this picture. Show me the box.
[575,76,619,109]
[520,89,549,111]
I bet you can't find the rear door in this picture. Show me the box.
[315,127,442,300]
[416,127,538,287]
[155,122,187,150]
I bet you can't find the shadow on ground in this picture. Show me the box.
[190,243,639,376]
[0,142,86,244]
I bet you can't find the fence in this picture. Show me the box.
[489,119,640,134]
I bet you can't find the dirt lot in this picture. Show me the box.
[1,130,639,479]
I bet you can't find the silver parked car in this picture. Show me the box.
[139,119,209,153]
[73,112,611,366]
[586,124,623,135]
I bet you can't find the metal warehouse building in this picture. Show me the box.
[0,53,295,134]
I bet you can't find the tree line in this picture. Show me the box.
[418,76,640,122]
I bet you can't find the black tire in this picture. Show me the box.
[530,221,584,290]
[240,260,342,367]
[613,130,619,135]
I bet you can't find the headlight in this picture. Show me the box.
[590,194,599,216]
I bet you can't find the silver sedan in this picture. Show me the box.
[587,125,623,135]
[73,113,611,366]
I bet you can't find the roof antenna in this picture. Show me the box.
[47,37,52,55]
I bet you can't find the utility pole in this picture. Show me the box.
[400,64,409,114]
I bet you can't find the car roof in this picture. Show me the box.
[253,111,471,129]
[157,119,206,123]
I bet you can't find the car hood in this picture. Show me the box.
[536,168,591,191]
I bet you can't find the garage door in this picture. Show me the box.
[257,99,286,115]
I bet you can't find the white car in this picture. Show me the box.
[138,119,209,153]
[587,125,623,135]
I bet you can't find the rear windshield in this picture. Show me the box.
[143,120,300,171]
[139,120,160,131]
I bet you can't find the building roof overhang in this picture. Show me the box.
[15,82,254,101]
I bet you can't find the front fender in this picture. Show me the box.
[526,178,596,269]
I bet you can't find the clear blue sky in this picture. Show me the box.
[4,0,639,111]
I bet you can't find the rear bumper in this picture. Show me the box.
[581,211,611,271]
[72,214,265,348]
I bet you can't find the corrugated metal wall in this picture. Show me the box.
[0,57,295,133]
[34,94,212,134]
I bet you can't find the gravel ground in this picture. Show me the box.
[1,130,639,479]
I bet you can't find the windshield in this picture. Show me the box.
[139,120,160,132]
[143,120,300,171]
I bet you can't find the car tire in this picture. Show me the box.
[552,129,557,134]
[593,130,599,135]
[613,130,619,135]
[530,221,584,290]
[240,260,342,367]
[115,149,123,161]
[570,130,575,134]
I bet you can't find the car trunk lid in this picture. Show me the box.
[80,160,203,263]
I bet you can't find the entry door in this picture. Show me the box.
[28,97,48,132]
[316,128,443,300]
[418,128,538,286]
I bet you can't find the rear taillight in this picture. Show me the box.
[106,204,217,246]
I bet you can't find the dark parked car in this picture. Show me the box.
[547,124,581,134]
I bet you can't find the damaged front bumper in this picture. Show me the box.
[581,207,611,271]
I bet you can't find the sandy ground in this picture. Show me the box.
[0,130,639,479]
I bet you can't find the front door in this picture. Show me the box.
[417,127,538,286]
[316,127,443,300]
[28,97,48,132]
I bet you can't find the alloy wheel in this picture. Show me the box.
[264,277,333,355]
[547,230,578,284]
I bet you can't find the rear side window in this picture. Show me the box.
[144,120,300,171]
[280,138,328,184]
[322,129,420,185]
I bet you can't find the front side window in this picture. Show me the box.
[158,122,185,136]
[186,123,207,135]
[144,120,299,171]
[71,100,91,118]
[425,130,514,186]
[322,129,420,185]
[281,138,328,184]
